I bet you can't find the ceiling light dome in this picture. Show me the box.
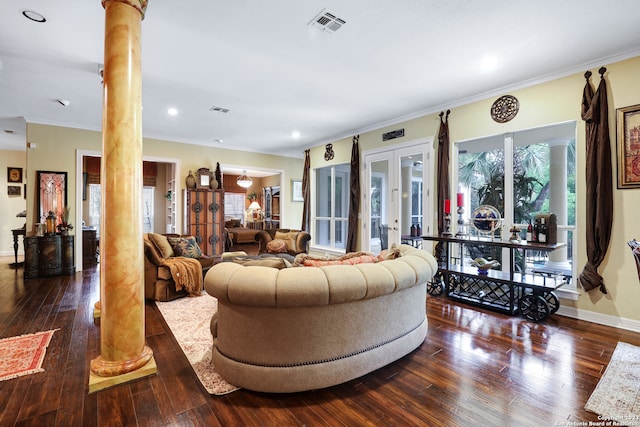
[237,171,252,188]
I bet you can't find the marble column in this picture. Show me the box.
[89,0,154,391]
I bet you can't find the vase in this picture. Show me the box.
[209,177,218,190]
[185,170,196,189]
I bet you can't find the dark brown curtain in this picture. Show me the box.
[346,135,360,252]
[301,149,311,231]
[435,110,451,257]
[578,67,613,294]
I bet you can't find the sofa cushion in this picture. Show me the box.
[168,236,203,258]
[148,233,174,259]
[275,231,298,252]
[266,239,288,253]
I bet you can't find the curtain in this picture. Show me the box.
[301,149,311,231]
[435,110,451,258]
[346,135,360,252]
[578,67,613,294]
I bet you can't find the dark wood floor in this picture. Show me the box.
[2,254,639,427]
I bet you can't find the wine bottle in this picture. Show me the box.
[539,217,547,243]
[526,219,533,241]
[533,218,539,242]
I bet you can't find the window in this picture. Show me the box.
[142,187,154,233]
[89,184,101,228]
[456,122,576,288]
[314,164,350,250]
[224,192,246,223]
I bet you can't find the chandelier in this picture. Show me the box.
[236,171,252,188]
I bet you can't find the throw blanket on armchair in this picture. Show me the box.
[162,257,203,296]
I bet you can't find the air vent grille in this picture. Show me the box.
[209,106,230,114]
[308,8,346,33]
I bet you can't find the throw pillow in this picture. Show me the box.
[377,243,402,261]
[267,238,288,253]
[294,251,378,267]
[231,256,291,269]
[168,236,202,259]
[147,233,174,259]
[275,231,299,252]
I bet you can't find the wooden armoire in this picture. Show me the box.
[184,188,225,256]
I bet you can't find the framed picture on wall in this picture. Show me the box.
[616,103,640,188]
[7,167,22,183]
[8,185,21,196]
[292,180,303,202]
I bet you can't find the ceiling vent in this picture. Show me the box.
[308,8,346,33]
[209,106,230,114]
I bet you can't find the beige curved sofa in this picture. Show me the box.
[204,244,438,393]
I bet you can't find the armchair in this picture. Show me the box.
[143,233,217,301]
[255,228,311,256]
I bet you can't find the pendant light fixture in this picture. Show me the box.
[237,170,252,188]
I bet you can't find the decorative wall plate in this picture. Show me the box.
[490,95,519,123]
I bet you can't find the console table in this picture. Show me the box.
[422,234,568,322]
[24,234,75,279]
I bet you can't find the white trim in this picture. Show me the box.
[557,305,640,334]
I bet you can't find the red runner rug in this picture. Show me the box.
[0,329,58,382]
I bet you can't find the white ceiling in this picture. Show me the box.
[1,1,639,158]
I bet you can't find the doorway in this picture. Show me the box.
[75,150,180,270]
[362,139,433,252]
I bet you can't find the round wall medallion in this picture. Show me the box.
[490,95,519,123]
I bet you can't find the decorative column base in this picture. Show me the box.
[88,345,156,393]
[88,355,156,393]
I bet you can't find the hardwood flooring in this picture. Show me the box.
[1,255,639,426]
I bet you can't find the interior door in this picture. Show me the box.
[364,142,431,252]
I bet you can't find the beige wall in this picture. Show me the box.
[0,150,27,256]
[311,55,640,324]
[23,125,304,258]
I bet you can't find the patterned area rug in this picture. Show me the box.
[155,292,239,395]
[585,341,640,423]
[0,329,58,382]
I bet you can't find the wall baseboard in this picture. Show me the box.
[557,306,640,334]
[1,250,23,257]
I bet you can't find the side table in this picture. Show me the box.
[10,227,26,268]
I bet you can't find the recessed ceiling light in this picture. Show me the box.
[167,107,178,116]
[292,131,301,139]
[21,9,46,23]
[480,55,498,71]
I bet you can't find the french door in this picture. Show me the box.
[363,140,433,252]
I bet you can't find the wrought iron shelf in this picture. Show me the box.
[422,234,568,322]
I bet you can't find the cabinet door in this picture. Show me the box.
[39,235,62,276]
[61,235,75,274]
[24,236,39,279]
[186,189,224,255]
